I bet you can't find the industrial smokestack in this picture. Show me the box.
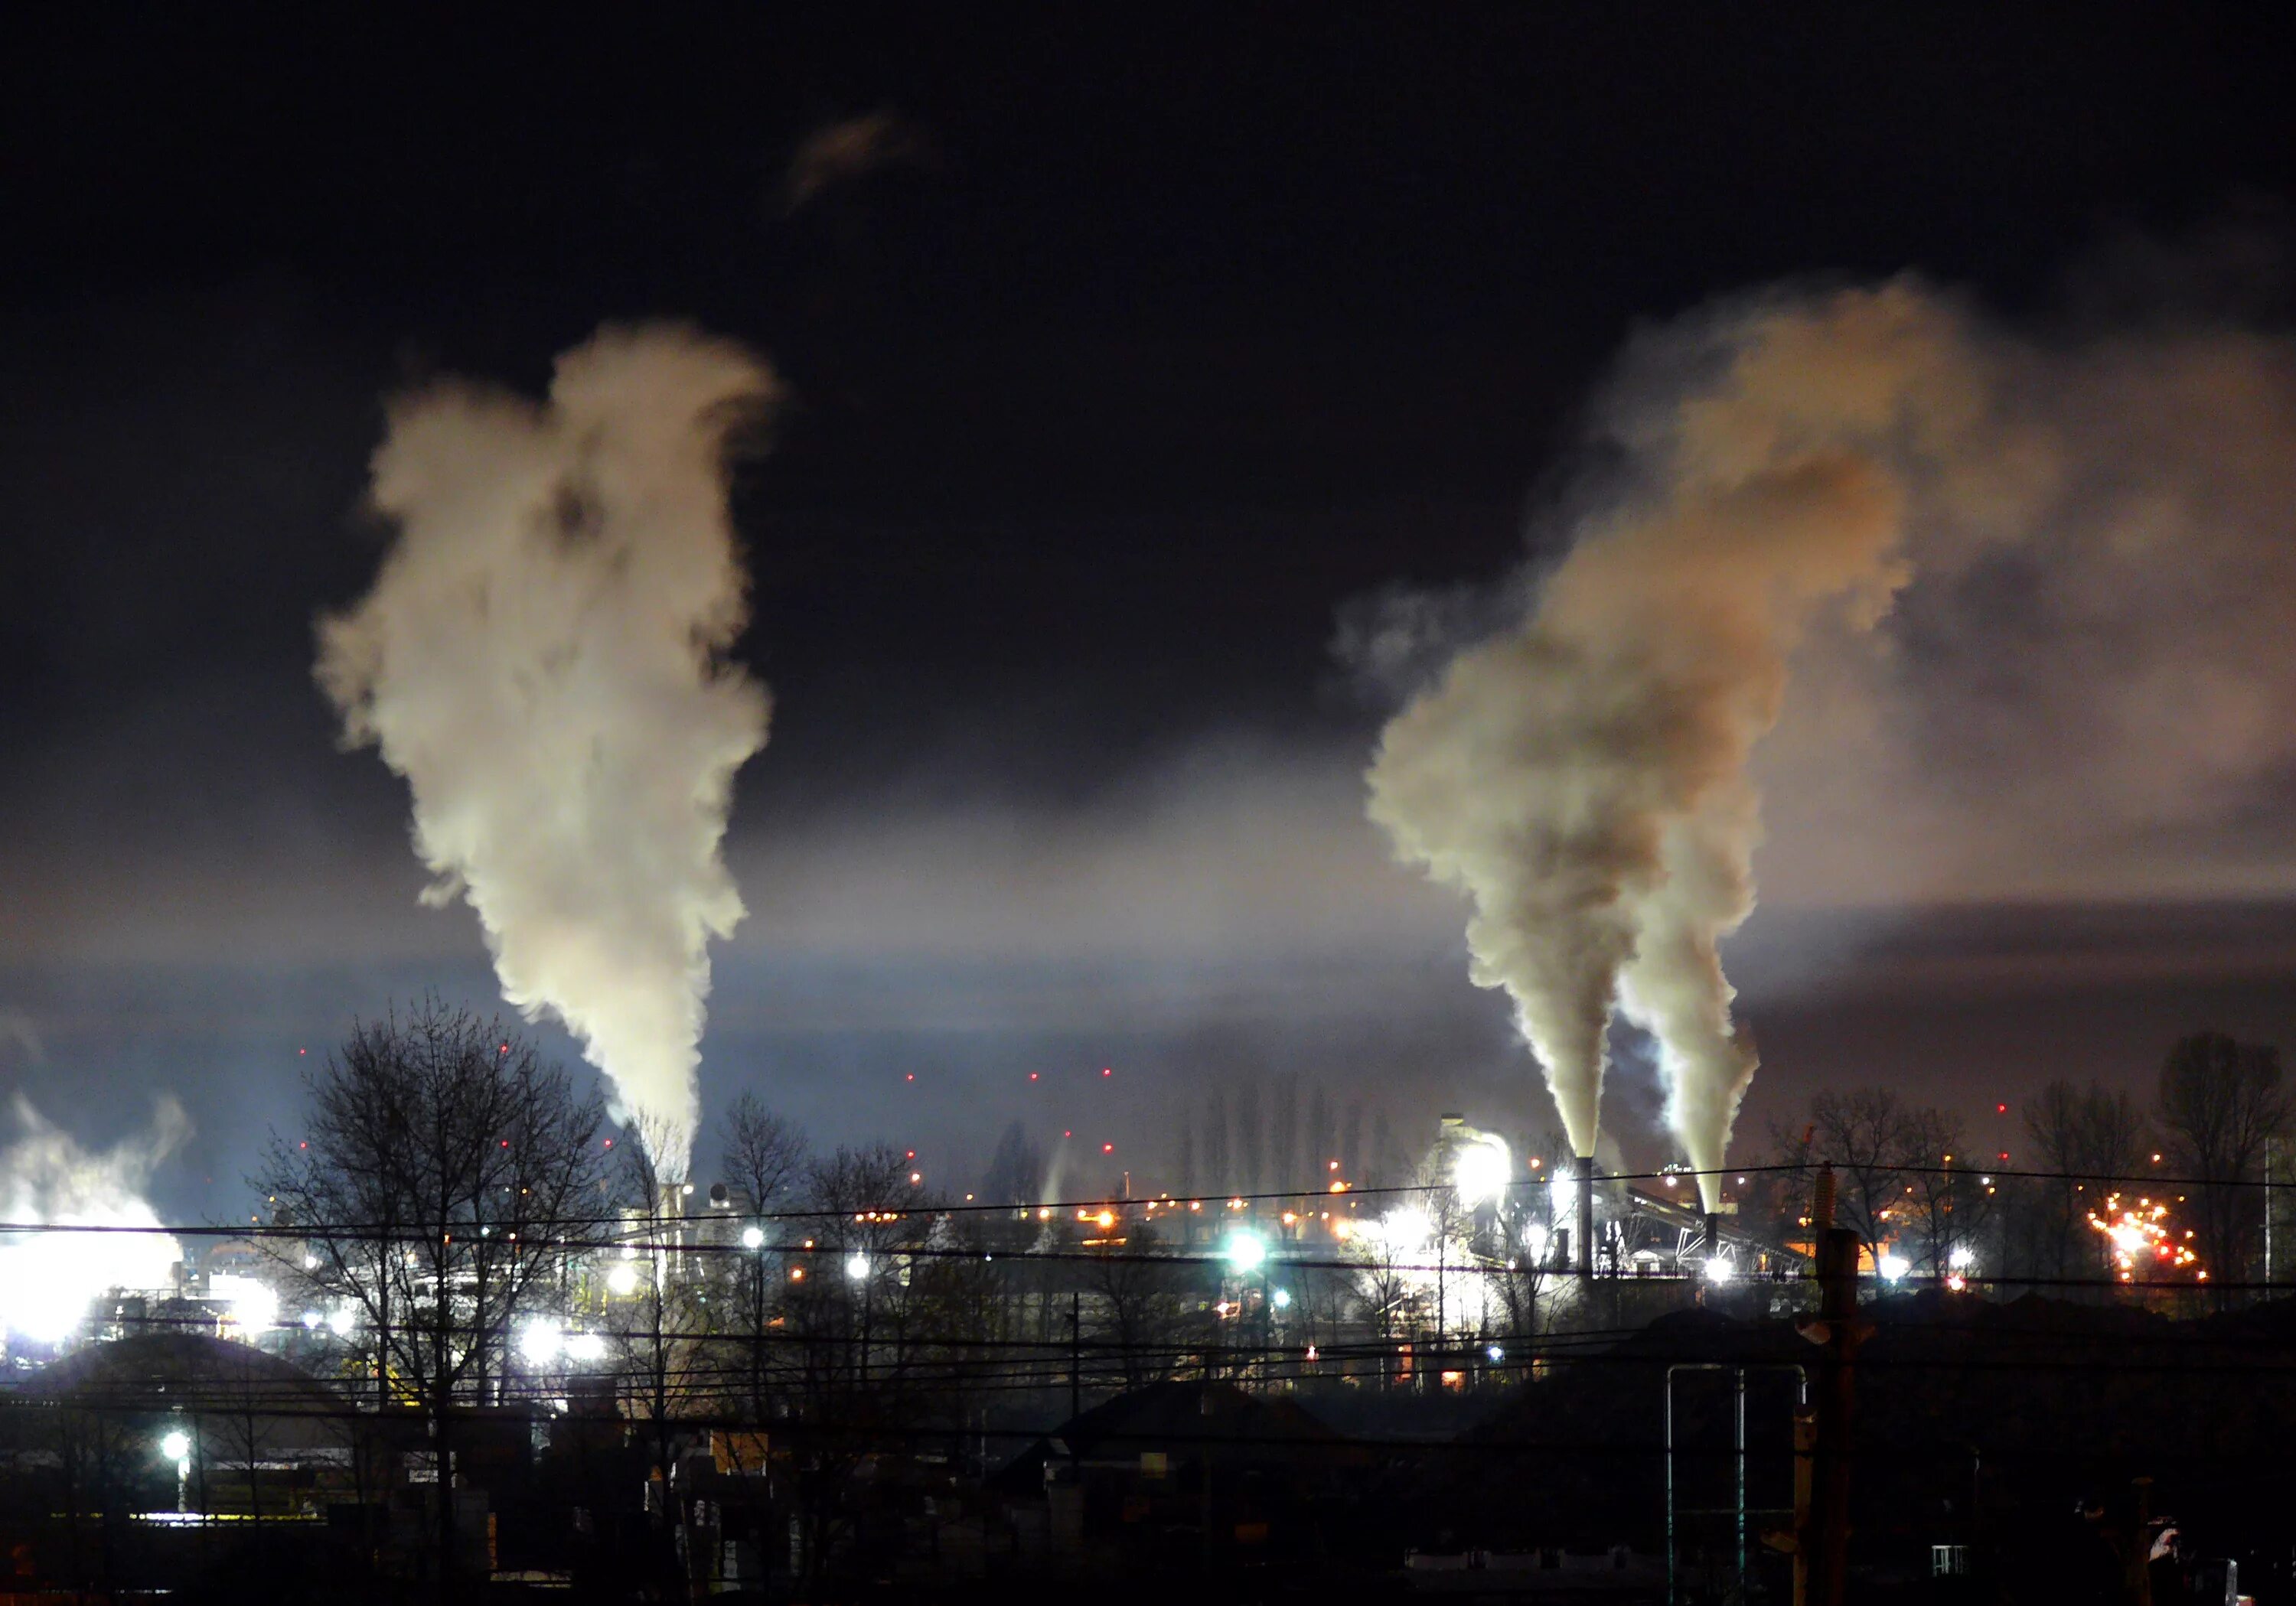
[1576,1155,1596,1277]
[318,324,778,1174]
[1704,1210,1723,1260]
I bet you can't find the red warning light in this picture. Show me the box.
[298,1048,306,1056]
[298,1141,308,1150]
[603,1139,613,1149]
[1029,1072,1039,1081]
[500,1139,510,1148]
[905,1151,916,1160]
[1996,1103,2007,1114]
[500,1043,510,1054]
[1101,1067,1112,1077]
[1101,1142,1114,1154]
[905,1073,915,1082]
[1998,1151,2010,1161]
[1063,1130,1072,1139]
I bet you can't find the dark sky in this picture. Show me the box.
[5,8,2295,1217]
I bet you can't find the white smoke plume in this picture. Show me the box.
[1371,261,2296,1206]
[318,325,778,1172]
[0,1093,191,1342]
[1368,284,1990,1207]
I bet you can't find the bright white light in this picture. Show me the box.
[1524,1223,1551,1264]
[740,1225,765,1250]
[1704,1256,1736,1284]
[1271,1288,1291,1309]
[1878,1252,1910,1283]
[1451,1134,1511,1210]
[1548,1165,1580,1226]
[0,1103,187,1344]
[1486,1344,1505,1363]
[565,1331,608,1364]
[844,1253,869,1282]
[326,1305,357,1338]
[159,1429,191,1462]
[1373,1206,1433,1260]
[300,1310,322,1331]
[516,1320,564,1366]
[605,1262,641,1297]
[1948,1244,1976,1271]
[302,1254,318,1271]
[211,1273,279,1332]
[1221,1232,1267,1274]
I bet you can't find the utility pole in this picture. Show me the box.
[1792,1165,1866,1606]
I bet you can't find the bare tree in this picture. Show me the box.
[1085,1223,1199,1389]
[1900,1109,1994,1279]
[717,1095,807,1427]
[2157,1031,2290,1301]
[2024,1080,2153,1285]
[1773,1089,1918,1260]
[720,1091,808,1220]
[251,998,608,1582]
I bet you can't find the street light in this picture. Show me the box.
[740,1225,765,1250]
[1221,1231,1267,1274]
[845,1252,869,1282]
[160,1428,191,1513]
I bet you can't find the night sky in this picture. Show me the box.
[5,9,2295,1218]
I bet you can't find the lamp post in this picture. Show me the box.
[160,1427,191,1514]
[742,1224,766,1420]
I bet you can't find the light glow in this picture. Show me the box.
[1221,1232,1267,1274]
[1451,1133,1511,1209]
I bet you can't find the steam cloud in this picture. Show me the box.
[319,325,778,1171]
[1372,260,2296,1204]
[0,1094,191,1341]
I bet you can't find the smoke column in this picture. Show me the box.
[1368,284,1978,1210]
[0,1095,190,1341]
[318,325,777,1172]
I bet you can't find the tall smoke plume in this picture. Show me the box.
[318,325,777,1171]
[1372,256,2296,1204]
[1368,284,1981,1207]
